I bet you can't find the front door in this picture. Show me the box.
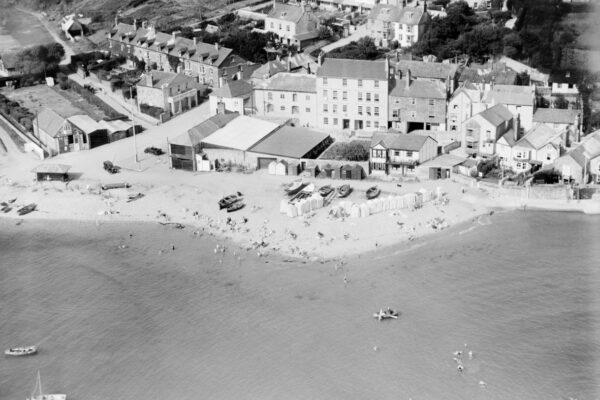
[354,120,363,130]
[343,119,350,129]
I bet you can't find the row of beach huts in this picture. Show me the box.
[267,160,365,180]
[280,187,443,219]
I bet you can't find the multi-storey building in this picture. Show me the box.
[370,132,438,175]
[462,104,514,157]
[253,72,318,127]
[388,69,446,133]
[265,1,320,50]
[367,3,429,48]
[316,58,389,132]
[483,84,536,131]
[107,19,250,87]
[136,71,201,115]
[447,82,486,132]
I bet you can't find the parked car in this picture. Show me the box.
[144,147,164,156]
[103,161,120,174]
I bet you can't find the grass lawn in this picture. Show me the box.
[0,8,55,52]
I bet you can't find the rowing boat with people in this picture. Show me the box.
[5,346,37,356]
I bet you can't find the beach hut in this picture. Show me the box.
[350,204,361,218]
[32,164,71,181]
[415,192,424,207]
[351,165,364,180]
[360,203,370,218]
[340,164,353,180]
[287,202,298,217]
[304,165,320,178]
[275,160,288,176]
[322,164,334,178]
[436,186,443,200]
[419,188,432,202]
[367,199,377,214]
[288,161,301,176]
[375,198,384,213]
[331,165,343,180]
[268,161,277,175]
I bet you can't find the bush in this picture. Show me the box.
[66,79,127,119]
[139,103,165,119]
[59,80,70,90]
[321,140,369,161]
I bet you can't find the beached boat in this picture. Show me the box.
[337,184,352,198]
[1,206,12,213]
[373,308,399,321]
[318,185,334,197]
[17,203,37,216]
[227,201,245,213]
[101,183,131,190]
[366,186,381,200]
[285,180,307,196]
[126,193,145,203]
[218,192,243,209]
[5,346,37,356]
[289,184,315,203]
[27,371,66,400]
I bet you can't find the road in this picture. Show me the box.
[16,7,75,65]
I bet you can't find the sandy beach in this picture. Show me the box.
[0,149,494,259]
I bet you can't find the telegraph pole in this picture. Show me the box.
[129,86,140,169]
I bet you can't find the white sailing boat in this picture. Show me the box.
[27,371,66,400]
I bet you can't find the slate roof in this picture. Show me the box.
[34,108,66,138]
[515,124,562,150]
[267,3,306,23]
[370,133,436,151]
[210,80,253,98]
[0,52,19,70]
[368,5,404,22]
[389,79,446,99]
[533,108,579,125]
[317,58,387,80]
[171,113,240,147]
[201,115,279,151]
[391,60,458,81]
[255,72,316,92]
[31,164,71,174]
[251,54,318,79]
[139,71,198,89]
[459,64,517,85]
[110,23,234,67]
[485,85,534,106]
[67,115,102,134]
[249,125,330,158]
[477,104,513,127]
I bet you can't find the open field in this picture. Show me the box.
[0,8,55,52]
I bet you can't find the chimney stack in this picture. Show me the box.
[142,21,147,29]
[217,101,226,115]
[114,14,118,27]
[287,55,292,72]
[385,55,389,79]
[236,70,243,80]
[215,42,220,51]
[405,69,411,89]
[575,113,581,143]
[219,76,225,88]
[133,19,137,30]
[318,52,322,66]
[513,114,520,143]
[146,72,153,87]
[193,37,197,46]
[171,31,176,42]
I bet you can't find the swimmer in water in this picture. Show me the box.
[457,364,464,373]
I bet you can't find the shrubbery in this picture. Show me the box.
[64,79,127,120]
[320,140,370,161]
[139,103,165,119]
[0,93,36,133]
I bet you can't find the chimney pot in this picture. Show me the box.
[172,31,176,41]
[405,69,411,89]
[133,19,137,30]
[215,42,220,51]
[513,114,520,142]
[193,37,197,46]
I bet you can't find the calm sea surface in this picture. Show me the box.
[1,211,599,400]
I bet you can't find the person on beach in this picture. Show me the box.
[171,244,175,251]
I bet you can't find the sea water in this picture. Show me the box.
[0,211,598,400]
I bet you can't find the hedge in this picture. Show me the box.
[139,103,165,119]
[65,78,127,120]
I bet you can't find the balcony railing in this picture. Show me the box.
[388,158,418,166]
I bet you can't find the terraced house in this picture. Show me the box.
[316,58,389,132]
[367,3,429,48]
[265,1,320,50]
[107,19,250,87]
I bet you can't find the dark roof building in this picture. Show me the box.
[317,58,387,80]
[249,125,332,159]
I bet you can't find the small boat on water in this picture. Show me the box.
[366,186,381,200]
[126,193,145,203]
[27,371,66,400]
[101,182,131,190]
[227,201,245,213]
[17,203,37,216]
[373,308,399,321]
[5,346,37,356]
[218,192,243,209]
[318,185,334,197]
[337,184,352,198]
[285,180,307,196]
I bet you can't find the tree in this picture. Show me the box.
[328,36,385,60]
[502,32,522,58]
[553,94,570,109]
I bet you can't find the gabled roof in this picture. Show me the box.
[450,85,482,103]
[34,108,66,138]
[98,119,131,134]
[67,115,102,134]
[171,112,240,147]
[31,163,71,174]
[397,5,427,25]
[533,108,579,125]
[255,72,316,93]
[0,52,19,69]
[317,58,387,80]
[267,3,306,23]
[210,80,253,98]
[139,71,197,89]
[484,85,534,107]
[249,125,330,158]
[251,54,318,79]
[370,133,436,151]
[368,4,404,22]
[201,115,279,151]
[391,59,458,81]
[498,130,517,147]
[477,104,513,127]
[515,124,562,150]
[110,23,236,67]
[389,78,446,99]
[459,65,517,85]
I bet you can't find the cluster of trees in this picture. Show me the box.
[0,93,35,132]
[412,0,577,70]
[327,37,386,61]
[321,140,370,161]
[13,43,65,76]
